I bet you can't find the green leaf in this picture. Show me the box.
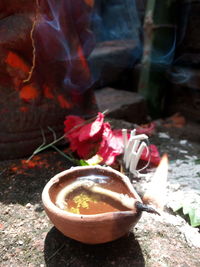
[170,200,183,212]
[189,208,200,227]
[182,201,192,215]
[194,159,200,165]
[170,196,200,227]
[78,159,89,166]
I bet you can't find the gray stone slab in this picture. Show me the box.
[89,40,142,88]
[95,87,148,124]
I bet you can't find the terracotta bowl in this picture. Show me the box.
[42,165,142,244]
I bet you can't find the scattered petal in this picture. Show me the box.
[141,144,161,166]
[136,122,156,136]
[163,113,186,128]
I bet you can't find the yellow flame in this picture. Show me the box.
[143,154,168,211]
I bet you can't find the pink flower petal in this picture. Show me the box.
[98,125,124,165]
[136,122,156,136]
[64,115,85,140]
[64,115,84,132]
[78,112,104,141]
[140,144,161,165]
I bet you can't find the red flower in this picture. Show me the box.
[64,115,85,139]
[64,113,104,159]
[64,112,160,166]
[78,112,104,141]
[140,144,160,166]
[97,124,124,165]
[136,122,156,136]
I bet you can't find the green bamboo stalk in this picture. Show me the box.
[138,0,176,118]
[138,0,156,98]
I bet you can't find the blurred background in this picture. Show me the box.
[90,0,200,121]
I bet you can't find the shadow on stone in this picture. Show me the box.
[44,226,145,267]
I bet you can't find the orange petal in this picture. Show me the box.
[43,85,54,99]
[5,51,30,74]
[57,94,72,109]
[77,45,90,77]
[19,84,39,101]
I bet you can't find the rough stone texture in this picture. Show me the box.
[89,40,141,88]
[95,87,148,124]
[165,84,200,123]
[43,212,200,267]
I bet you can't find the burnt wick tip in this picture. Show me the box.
[135,201,160,216]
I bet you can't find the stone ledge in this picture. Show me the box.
[89,40,141,88]
[95,87,148,124]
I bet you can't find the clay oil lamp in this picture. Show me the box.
[42,165,159,244]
